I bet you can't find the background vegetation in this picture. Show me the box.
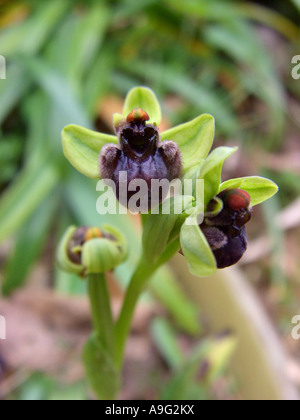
[0,0,299,400]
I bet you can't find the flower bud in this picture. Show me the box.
[201,189,252,268]
[99,108,182,211]
[57,225,127,276]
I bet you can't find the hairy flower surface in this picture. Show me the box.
[201,189,252,268]
[99,108,182,209]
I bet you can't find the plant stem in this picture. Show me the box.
[114,257,159,368]
[88,273,114,354]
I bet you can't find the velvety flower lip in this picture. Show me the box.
[99,107,182,210]
[61,87,216,180]
[201,189,252,269]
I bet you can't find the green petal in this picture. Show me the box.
[219,176,279,206]
[180,215,217,277]
[62,124,117,179]
[162,114,215,173]
[56,225,84,276]
[82,227,127,275]
[198,146,238,206]
[123,87,162,125]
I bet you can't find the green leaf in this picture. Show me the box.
[83,335,120,400]
[151,318,184,370]
[162,114,215,173]
[123,87,162,125]
[219,176,279,206]
[199,146,238,206]
[151,267,202,336]
[62,124,117,179]
[180,215,216,277]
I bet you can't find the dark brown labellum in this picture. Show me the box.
[67,226,89,264]
[201,189,252,268]
[99,109,182,211]
[67,226,113,265]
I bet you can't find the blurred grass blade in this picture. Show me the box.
[22,92,52,166]
[0,65,31,125]
[161,334,236,400]
[291,0,300,11]
[83,50,114,115]
[22,57,90,127]
[121,61,239,135]
[0,1,69,57]
[151,318,184,370]
[45,3,110,90]
[151,267,202,335]
[164,0,240,21]
[262,196,285,289]
[64,3,110,84]
[0,160,59,243]
[3,195,58,295]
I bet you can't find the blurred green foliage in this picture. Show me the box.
[0,0,299,400]
[0,0,298,287]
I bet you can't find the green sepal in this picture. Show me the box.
[56,225,84,276]
[204,196,223,218]
[62,124,117,179]
[180,213,217,277]
[162,114,215,173]
[198,146,238,207]
[113,113,126,134]
[219,176,279,206]
[82,226,127,275]
[123,87,162,125]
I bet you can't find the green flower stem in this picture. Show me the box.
[88,273,114,353]
[114,256,160,369]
